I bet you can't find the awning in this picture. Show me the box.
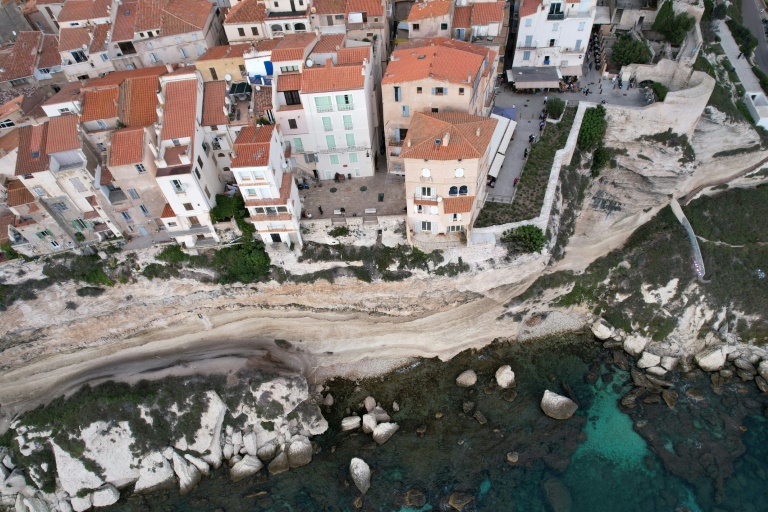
[488,114,516,179]
[560,65,583,77]
[229,82,249,95]
[508,66,560,89]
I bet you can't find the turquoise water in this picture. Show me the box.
[105,335,768,511]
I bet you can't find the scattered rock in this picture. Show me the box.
[543,478,573,512]
[447,491,475,511]
[396,489,426,508]
[646,374,673,388]
[637,352,662,369]
[364,397,376,412]
[416,425,427,436]
[758,360,768,382]
[287,436,312,468]
[0,468,26,496]
[134,452,175,494]
[495,366,515,388]
[473,411,487,425]
[462,401,475,414]
[647,366,668,377]
[231,431,243,447]
[223,444,234,460]
[661,356,678,371]
[172,451,202,495]
[435,412,444,419]
[371,406,390,423]
[267,451,289,475]
[372,423,400,445]
[341,416,361,431]
[243,432,258,457]
[756,376,768,393]
[506,452,519,463]
[184,454,210,477]
[256,441,278,462]
[685,388,704,400]
[696,348,727,372]
[661,389,678,409]
[735,358,756,373]
[349,458,371,494]
[91,484,120,508]
[392,402,400,412]
[2,455,13,470]
[621,388,644,409]
[738,369,756,381]
[623,335,648,357]
[630,368,654,388]
[540,390,578,420]
[643,393,661,404]
[455,370,477,387]
[69,495,92,512]
[323,394,334,406]
[361,414,377,434]
[591,319,614,340]
[230,455,263,482]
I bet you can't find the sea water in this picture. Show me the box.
[105,334,768,511]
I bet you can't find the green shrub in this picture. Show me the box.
[142,263,179,280]
[501,225,546,253]
[74,232,85,242]
[591,146,610,174]
[433,257,470,276]
[611,33,652,66]
[76,287,105,297]
[651,82,668,101]
[546,97,566,119]
[577,105,607,151]
[328,226,350,237]
[726,19,758,57]
[753,66,768,94]
[0,242,20,260]
[210,238,271,284]
[156,244,189,264]
[653,1,696,46]
[713,2,726,19]
[703,0,713,21]
[640,129,695,164]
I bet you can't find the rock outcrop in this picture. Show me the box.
[455,370,477,387]
[495,366,515,388]
[349,458,371,495]
[591,319,614,340]
[372,423,400,445]
[637,352,661,369]
[287,436,312,468]
[341,416,361,431]
[362,414,377,434]
[696,347,727,371]
[540,390,578,420]
[172,451,201,495]
[91,484,120,508]
[623,335,648,357]
[134,451,174,494]
[230,455,263,482]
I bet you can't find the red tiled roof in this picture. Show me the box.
[109,126,144,166]
[0,129,19,154]
[38,35,60,69]
[59,26,91,52]
[453,6,471,29]
[253,39,281,52]
[472,2,505,25]
[112,1,138,42]
[201,81,228,126]
[163,145,188,165]
[224,0,266,24]
[43,81,82,106]
[80,87,119,122]
[232,124,274,167]
[161,78,197,141]
[83,210,101,220]
[383,39,487,85]
[519,0,540,19]
[276,73,301,92]
[0,32,42,83]
[337,46,370,66]
[401,112,497,161]
[58,0,110,22]
[91,22,111,52]
[135,0,162,32]
[6,179,35,207]
[252,85,273,113]
[0,211,14,244]
[161,0,213,36]
[346,0,383,16]
[120,75,159,127]
[99,165,114,185]
[85,65,167,89]
[46,115,81,154]
[443,195,474,214]
[408,0,450,21]
[302,63,364,93]
[0,95,23,119]
[161,203,175,218]
[198,43,250,61]
[313,0,345,14]
[313,34,345,54]
[244,172,291,206]
[15,123,49,175]
[271,33,317,62]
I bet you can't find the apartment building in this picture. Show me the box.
[34,0,65,33]
[382,38,496,174]
[450,1,509,75]
[511,0,597,87]
[152,70,224,247]
[403,112,501,247]
[0,91,49,135]
[195,44,251,81]
[274,45,378,180]
[231,124,302,248]
[223,0,310,44]
[0,32,64,91]
[406,0,453,39]
[59,23,115,81]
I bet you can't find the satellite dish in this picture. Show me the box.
[224,74,232,82]
[281,161,288,169]
[461,0,467,6]
[82,44,88,51]
[437,197,443,203]
[305,59,314,67]
[255,85,261,91]
[310,6,316,13]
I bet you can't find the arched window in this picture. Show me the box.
[271,24,282,32]
[284,23,292,31]
[459,185,468,196]
[294,23,306,31]
[449,186,458,196]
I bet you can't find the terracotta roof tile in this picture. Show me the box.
[346,0,383,16]
[46,115,81,154]
[413,198,438,206]
[0,128,19,154]
[120,75,160,127]
[83,210,101,220]
[38,35,60,69]
[85,65,167,89]
[313,34,345,54]
[519,0,540,19]
[276,73,301,92]
[336,46,370,66]
[161,78,197,141]
[163,144,188,165]
[252,85,272,113]
[112,1,138,42]
[202,81,228,126]
[0,95,23,119]
[407,0,450,21]
[15,124,49,175]
[232,124,274,167]
[401,112,497,160]
[135,0,162,32]
[198,43,250,62]
[109,126,144,166]
[80,87,119,122]
[244,172,291,206]
[224,0,266,24]
[0,211,14,244]
[313,0,345,14]
[99,165,114,185]
[91,22,111,52]
[301,63,364,93]
[0,32,42,83]
[161,0,212,36]
[253,39,281,52]
[472,2,505,25]
[161,203,175,217]
[58,0,110,22]
[6,179,35,207]
[271,33,317,62]
[383,39,487,85]
[453,6,471,29]
[442,195,474,214]
[43,81,82,106]
[59,26,90,52]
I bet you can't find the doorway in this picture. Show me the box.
[270,233,281,243]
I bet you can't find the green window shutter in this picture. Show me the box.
[345,133,355,147]
[330,154,339,165]
[293,138,304,152]
[70,220,82,232]
[349,152,358,163]
[325,135,336,149]
[322,117,332,131]
[343,115,353,129]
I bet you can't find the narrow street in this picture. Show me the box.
[742,0,768,73]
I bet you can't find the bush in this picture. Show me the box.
[142,263,179,280]
[651,82,668,101]
[546,97,566,119]
[210,238,271,284]
[653,1,696,46]
[76,287,105,297]
[726,19,758,57]
[713,2,726,19]
[501,225,546,253]
[328,226,350,237]
[753,66,768,94]
[0,242,20,260]
[210,193,254,237]
[611,34,652,66]
[577,105,607,151]
[703,0,713,21]
[591,146,610,174]
[156,244,189,264]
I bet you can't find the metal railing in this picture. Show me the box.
[547,12,565,20]
[337,103,354,111]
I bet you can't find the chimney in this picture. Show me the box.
[467,72,471,83]
[407,138,411,147]
[475,127,481,137]
[165,64,174,73]
[325,60,332,68]
[361,64,365,76]
[442,132,450,146]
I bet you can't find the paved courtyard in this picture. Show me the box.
[298,170,406,220]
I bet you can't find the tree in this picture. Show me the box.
[211,238,271,284]
[577,105,607,151]
[652,0,695,46]
[611,34,651,67]
[546,97,566,119]
[501,225,546,253]
[713,3,726,19]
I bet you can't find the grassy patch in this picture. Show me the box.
[475,107,577,227]
[638,153,653,162]
[695,55,745,122]
[712,144,761,158]
[328,226,350,237]
[683,185,768,244]
[639,129,695,164]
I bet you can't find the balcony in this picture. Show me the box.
[346,22,385,30]
[337,103,354,111]
[566,7,595,18]
[414,192,437,202]
[172,184,189,194]
[170,224,212,237]
[316,104,334,113]
[547,12,565,20]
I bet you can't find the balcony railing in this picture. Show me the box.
[388,138,404,147]
[414,192,437,201]
[344,123,354,130]
[170,224,211,237]
[324,124,334,131]
[547,12,565,20]
[172,184,188,194]
[337,103,354,111]
[316,104,334,112]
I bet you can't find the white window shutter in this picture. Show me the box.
[457,213,462,221]
[413,205,419,215]
[430,205,438,215]
[432,223,438,234]
[444,88,448,96]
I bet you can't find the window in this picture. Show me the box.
[183,203,194,211]
[121,211,132,222]
[448,225,465,232]
[293,138,304,152]
[336,94,353,110]
[58,108,71,114]
[524,35,533,47]
[525,19,532,27]
[294,22,306,30]
[417,87,422,94]
[96,120,107,130]
[440,23,448,30]
[281,89,300,106]
[416,204,423,213]
[97,143,107,152]
[402,105,409,117]
[345,133,355,147]
[31,151,40,158]
[553,23,559,31]
[51,202,68,212]
[349,152,358,163]
[394,86,401,102]
[252,27,259,35]
[578,21,585,31]
[0,119,13,128]
[288,119,298,129]
[100,53,109,62]
[50,240,60,248]
[128,189,140,199]
[36,229,53,238]
[549,39,555,47]
[238,27,245,36]
[167,222,177,227]
[135,163,146,174]
[459,185,468,195]
[456,28,465,39]
[194,167,202,179]
[180,48,188,58]
[197,156,204,169]
[150,53,158,63]
[420,221,431,232]
[172,138,180,147]
[325,135,336,149]
[431,108,438,113]
[343,115,353,130]
[449,186,458,196]
[413,23,420,31]
[204,185,211,198]
[271,24,282,32]
[523,51,531,61]
[335,14,344,19]
[459,88,465,95]
[280,65,299,73]
[322,117,333,131]
[274,1,278,6]
[329,154,339,165]
[419,186,433,198]
[70,50,87,63]
[575,39,582,50]
[433,87,445,95]
[210,67,219,80]
[140,205,150,216]
[39,67,51,74]
[33,187,45,196]
[73,218,88,230]
[314,96,333,112]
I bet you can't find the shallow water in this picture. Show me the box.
[106,334,768,512]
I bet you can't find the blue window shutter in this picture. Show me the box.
[431,88,436,95]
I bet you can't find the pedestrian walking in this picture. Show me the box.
[514,178,519,187]
[544,95,548,104]
[318,205,324,215]
[737,52,743,59]
[523,148,528,158]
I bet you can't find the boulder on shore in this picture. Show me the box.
[0,468,26,496]
[758,360,768,382]
[540,390,578,420]
[341,416,361,431]
[362,414,377,434]
[372,423,400,445]
[230,455,263,482]
[243,432,258,457]
[268,451,289,475]
[172,451,202,495]
[91,484,120,508]
[456,370,477,387]
[591,319,614,340]
[495,366,515,388]
[349,458,371,494]
[69,495,91,512]
[287,436,313,468]
[134,452,175,494]
[623,335,648,357]
[696,347,727,372]
[364,397,376,412]
[184,454,210,477]
[637,352,661,369]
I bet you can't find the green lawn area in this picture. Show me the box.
[475,107,577,227]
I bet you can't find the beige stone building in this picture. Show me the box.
[195,44,250,82]
[382,38,497,174]
[406,0,453,39]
